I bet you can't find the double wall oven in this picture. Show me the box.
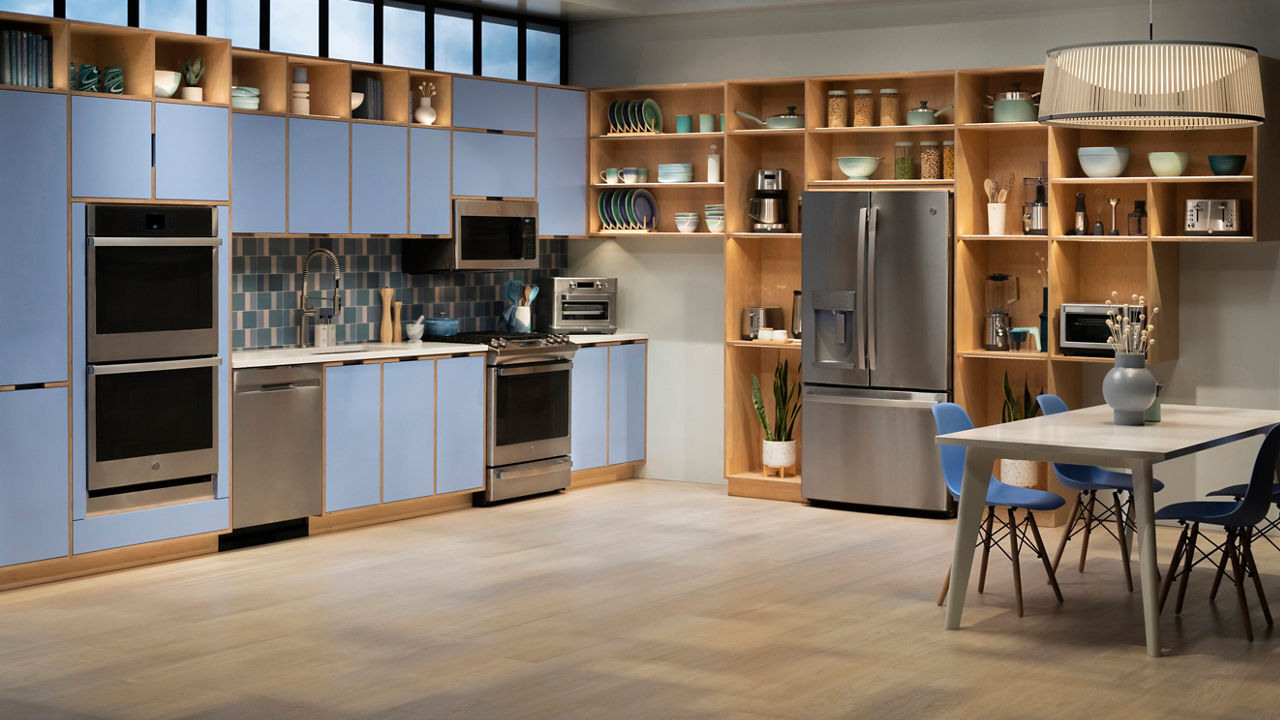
[86,205,222,513]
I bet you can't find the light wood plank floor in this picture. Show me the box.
[1,480,1278,719]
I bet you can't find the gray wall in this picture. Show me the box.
[569,0,1280,499]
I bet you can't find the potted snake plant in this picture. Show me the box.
[180,57,204,101]
[752,359,801,475]
[1000,371,1041,488]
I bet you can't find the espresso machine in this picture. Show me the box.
[748,169,789,232]
[984,273,1019,351]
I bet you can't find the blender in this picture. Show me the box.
[984,273,1019,351]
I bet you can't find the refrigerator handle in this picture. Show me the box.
[856,207,868,371]
[867,206,879,371]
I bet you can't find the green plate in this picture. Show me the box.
[628,99,643,133]
[642,98,662,133]
[598,191,611,229]
[624,189,639,227]
[611,190,629,229]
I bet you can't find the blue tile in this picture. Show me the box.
[233,294,245,311]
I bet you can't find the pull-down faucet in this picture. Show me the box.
[299,248,343,347]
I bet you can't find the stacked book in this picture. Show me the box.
[351,75,383,121]
[1,30,53,88]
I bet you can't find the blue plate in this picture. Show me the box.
[632,189,657,230]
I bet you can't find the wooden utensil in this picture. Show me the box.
[380,287,395,344]
[984,178,997,203]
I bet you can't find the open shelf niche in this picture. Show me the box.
[69,21,153,98]
[230,49,286,114]
[348,64,408,124]
[286,56,350,119]
[154,31,230,105]
[408,71,451,127]
[0,11,70,91]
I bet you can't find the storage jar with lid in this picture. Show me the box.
[827,89,848,128]
[879,88,900,125]
[894,141,915,180]
[920,141,942,180]
[852,89,874,127]
[942,140,955,179]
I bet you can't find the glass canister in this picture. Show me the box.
[920,141,941,180]
[894,141,915,180]
[942,140,955,179]
[852,89,874,127]
[879,88,901,125]
[827,89,848,128]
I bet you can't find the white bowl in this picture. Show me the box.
[1077,146,1130,178]
[351,92,365,111]
[675,217,699,233]
[154,70,181,98]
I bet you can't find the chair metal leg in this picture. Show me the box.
[1079,491,1096,573]
[1174,522,1200,615]
[1159,523,1189,614]
[1113,491,1133,592]
[1027,510,1063,604]
[977,507,996,594]
[938,565,951,607]
[1243,529,1273,627]
[1008,508,1024,617]
[1052,493,1083,575]
[1209,545,1230,601]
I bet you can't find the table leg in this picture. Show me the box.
[1129,459,1161,657]
[945,447,996,630]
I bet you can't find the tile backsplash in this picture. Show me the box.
[231,236,567,350]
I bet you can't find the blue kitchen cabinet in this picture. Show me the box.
[324,363,382,512]
[452,77,536,133]
[71,95,152,199]
[452,132,535,199]
[73,500,229,554]
[352,123,408,234]
[0,387,69,567]
[409,127,451,235]
[232,113,287,233]
[0,89,67,386]
[536,87,587,237]
[289,118,350,234]
[435,356,485,494]
[382,359,435,502]
[571,346,608,471]
[608,343,647,465]
[155,103,229,201]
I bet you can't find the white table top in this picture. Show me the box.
[936,404,1280,463]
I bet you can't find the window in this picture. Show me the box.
[480,16,517,80]
[66,0,126,25]
[207,0,260,49]
[270,0,319,56]
[140,0,195,35]
[433,8,472,75]
[0,0,52,16]
[328,0,372,63]
[526,23,560,84]
[382,1,424,69]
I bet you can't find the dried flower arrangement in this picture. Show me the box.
[1105,291,1159,355]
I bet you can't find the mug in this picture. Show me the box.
[599,167,620,184]
[637,167,649,183]
[698,113,715,133]
[619,167,639,184]
[719,113,726,131]
[675,114,693,133]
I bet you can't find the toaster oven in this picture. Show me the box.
[538,277,617,334]
[1059,302,1144,357]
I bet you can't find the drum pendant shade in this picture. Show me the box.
[1039,41,1264,130]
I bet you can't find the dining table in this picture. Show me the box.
[936,403,1280,657]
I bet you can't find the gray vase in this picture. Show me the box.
[1103,352,1156,426]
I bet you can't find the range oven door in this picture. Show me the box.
[88,356,220,494]
[488,359,572,466]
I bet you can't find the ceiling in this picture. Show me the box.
[446,0,957,22]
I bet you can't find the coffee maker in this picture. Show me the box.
[984,273,1019,351]
[748,169,788,232]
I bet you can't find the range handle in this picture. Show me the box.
[495,457,572,481]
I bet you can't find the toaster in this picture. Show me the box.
[1185,199,1243,236]
[741,307,784,340]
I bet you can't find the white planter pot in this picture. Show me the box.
[180,86,203,102]
[1001,458,1039,489]
[762,440,797,472]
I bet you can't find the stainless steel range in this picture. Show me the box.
[429,331,577,503]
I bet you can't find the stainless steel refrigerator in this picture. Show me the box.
[800,190,953,512]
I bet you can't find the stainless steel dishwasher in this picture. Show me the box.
[232,366,323,529]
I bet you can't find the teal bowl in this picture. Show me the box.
[1209,154,1246,176]
[837,156,880,180]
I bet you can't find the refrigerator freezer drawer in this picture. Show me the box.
[800,386,952,512]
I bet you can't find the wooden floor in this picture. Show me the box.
[1,480,1278,719]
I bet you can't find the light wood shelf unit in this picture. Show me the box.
[286,56,350,119]
[153,30,231,105]
[408,71,451,127]
[68,20,154,97]
[349,63,409,124]
[230,49,287,114]
[0,11,70,91]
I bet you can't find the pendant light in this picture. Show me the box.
[1038,0,1264,130]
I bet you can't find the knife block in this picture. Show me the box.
[380,288,395,344]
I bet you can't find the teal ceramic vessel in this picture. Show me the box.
[103,66,124,95]
[77,64,100,92]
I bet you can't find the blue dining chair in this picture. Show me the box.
[1154,423,1280,641]
[1038,393,1166,591]
[933,402,1065,617]
[1204,479,1280,554]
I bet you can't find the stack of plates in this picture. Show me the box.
[607,98,662,134]
[704,203,725,232]
[231,86,260,111]
[599,188,658,231]
[657,163,694,183]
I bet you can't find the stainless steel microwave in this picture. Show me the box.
[1059,302,1144,357]
[403,199,539,272]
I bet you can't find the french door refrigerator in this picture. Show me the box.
[800,190,953,513]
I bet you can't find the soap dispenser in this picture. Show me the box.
[314,308,335,348]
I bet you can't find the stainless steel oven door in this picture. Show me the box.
[88,237,220,363]
[488,359,572,466]
[88,356,220,491]
[555,293,616,332]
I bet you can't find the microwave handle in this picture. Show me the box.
[89,237,222,247]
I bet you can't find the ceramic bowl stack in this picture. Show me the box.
[657,163,694,183]
[704,203,725,232]
[231,86,261,111]
[674,212,700,233]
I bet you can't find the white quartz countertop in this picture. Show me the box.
[569,333,648,345]
[231,342,489,369]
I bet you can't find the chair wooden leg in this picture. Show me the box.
[1209,544,1230,601]
[1078,492,1096,573]
[1174,522,1200,615]
[1052,493,1082,575]
[1243,529,1273,627]
[977,507,995,594]
[1027,510,1063,604]
[1008,508,1024,617]
[1159,524,1189,614]
[1112,491,1133,592]
[938,565,951,607]
[1226,528,1254,642]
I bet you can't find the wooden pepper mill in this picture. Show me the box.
[392,301,402,342]
[380,287,395,343]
